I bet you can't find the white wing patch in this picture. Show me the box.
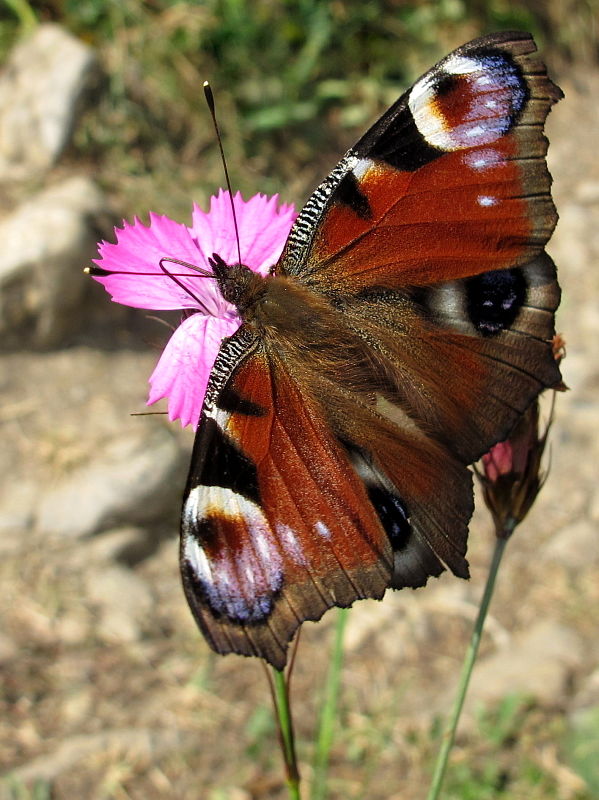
[315,520,332,540]
[182,486,284,623]
[463,147,503,171]
[276,522,308,565]
[408,53,526,152]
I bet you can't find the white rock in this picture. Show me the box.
[0,24,98,179]
[576,180,599,204]
[5,728,182,787]
[570,668,599,711]
[0,632,17,663]
[34,427,187,538]
[542,519,599,569]
[0,176,108,347]
[0,479,36,547]
[84,526,152,565]
[85,564,153,643]
[455,621,584,715]
[590,488,599,522]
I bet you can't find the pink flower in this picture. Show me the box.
[91,190,296,428]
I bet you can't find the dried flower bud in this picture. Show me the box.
[476,332,565,537]
[476,398,554,538]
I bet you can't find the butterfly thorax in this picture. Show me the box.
[214,256,400,407]
[213,255,331,336]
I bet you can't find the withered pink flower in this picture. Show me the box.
[477,332,565,536]
[477,401,553,537]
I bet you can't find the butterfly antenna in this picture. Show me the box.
[204,81,243,268]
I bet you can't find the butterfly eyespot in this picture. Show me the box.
[408,50,527,153]
[465,268,527,336]
[183,491,284,624]
[366,486,411,551]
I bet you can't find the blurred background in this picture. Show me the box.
[0,1,598,798]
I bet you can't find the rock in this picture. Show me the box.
[589,487,599,522]
[85,564,153,642]
[455,621,584,716]
[3,728,183,789]
[0,632,17,663]
[0,479,36,549]
[576,180,599,204]
[570,668,599,712]
[82,526,155,566]
[542,518,599,569]
[0,176,110,348]
[0,24,99,180]
[35,427,187,539]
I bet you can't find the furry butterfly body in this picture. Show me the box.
[180,31,562,668]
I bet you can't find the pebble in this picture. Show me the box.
[0,24,98,179]
[34,427,187,539]
[0,176,109,348]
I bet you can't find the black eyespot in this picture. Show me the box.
[465,268,527,336]
[367,485,411,551]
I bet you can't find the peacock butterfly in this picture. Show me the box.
[178,31,562,668]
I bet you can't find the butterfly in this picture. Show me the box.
[179,31,562,669]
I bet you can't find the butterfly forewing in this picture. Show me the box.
[279,31,561,288]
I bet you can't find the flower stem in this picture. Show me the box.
[272,667,301,800]
[426,533,510,800]
[4,0,37,30]
[311,607,349,800]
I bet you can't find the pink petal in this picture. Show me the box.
[93,215,224,313]
[482,441,514,482]
[190,190,296,275]
[148,312,241,429]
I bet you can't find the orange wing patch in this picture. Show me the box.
[309,136,540,291]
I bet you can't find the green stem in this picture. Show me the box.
[426,534,509,800]
[4,0,38,31]
[272,667,301,800]
[311,607,349,800]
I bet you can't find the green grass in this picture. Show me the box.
[4,778,52,800]
[434,696,596,800]
[563,705,599,795]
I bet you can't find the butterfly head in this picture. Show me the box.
[208,253,268,318]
